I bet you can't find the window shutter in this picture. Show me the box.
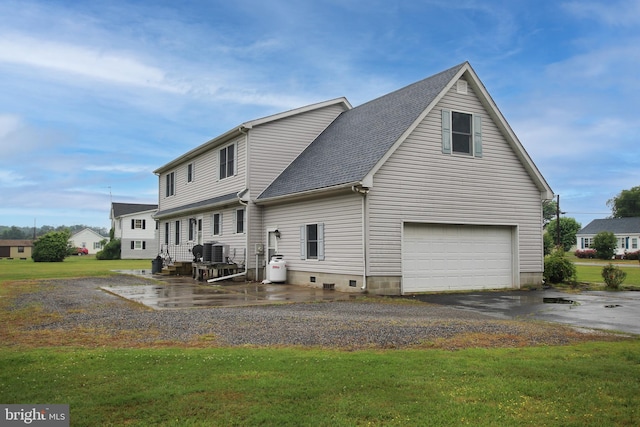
[318,223,325,261]
[142,241,146,250]
[300,226,306,260]
[142,220,146,230]
[130,241,135,249]
[131,219,135,229]
[441,109,451,154]
[473,115,483,158]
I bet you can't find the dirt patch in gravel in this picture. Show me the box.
[0,275,630,350]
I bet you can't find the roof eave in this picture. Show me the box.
[255,182,359,206]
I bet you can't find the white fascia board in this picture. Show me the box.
[242,97,352,129]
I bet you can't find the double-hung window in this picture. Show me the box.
[132,219,145,229]
[165,172,175,197]
[187,163,194,183]
[212,213,222,236]
[235,209,245,234]
[188,218,196,241]
[300,223,324,260]
[219,144,235,179]
[441,109,482,157]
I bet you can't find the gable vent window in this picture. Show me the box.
[456,80,468,94]
[441,109,482,157]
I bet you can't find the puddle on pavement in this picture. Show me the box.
[543,297,575,304]
[102,276,358,309]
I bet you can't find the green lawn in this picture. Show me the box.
[1,255,639,425]
[0,256,150,284]
[1,343,639,426]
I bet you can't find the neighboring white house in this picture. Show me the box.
[110,202,158,259]
[69,228,107,255]
[576,218,640,257]
[153,62,553,295]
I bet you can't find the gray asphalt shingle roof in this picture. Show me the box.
[154,193,237,219]
[258,62,466,200]
[112,203,158,218]
[578,217,640,235]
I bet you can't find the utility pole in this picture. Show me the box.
[556,194,561,248]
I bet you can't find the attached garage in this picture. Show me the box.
[402,223,518,293]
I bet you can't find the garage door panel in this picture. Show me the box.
[402,223,514,293]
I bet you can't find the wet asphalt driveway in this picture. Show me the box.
[410,289,640,335]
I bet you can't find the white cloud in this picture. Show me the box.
[0,33,189,93]
[0,170,35,187]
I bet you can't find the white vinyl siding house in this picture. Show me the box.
[366,81,544,291]
[69,228,107,255]
[576,218,640,257]
[153,99,350,269]
[111,203,158,259]
[155,62,552,294]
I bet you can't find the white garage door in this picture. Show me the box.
[402,223,514,293]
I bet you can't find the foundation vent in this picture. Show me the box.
[323,283,335,290]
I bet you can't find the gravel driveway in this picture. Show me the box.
[7,275,623,350]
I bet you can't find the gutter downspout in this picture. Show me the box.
[238,125,251,281]
[352,185,369,291]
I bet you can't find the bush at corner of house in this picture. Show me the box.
[31,230,71,262]
[544,250,577,284]
[601,264,627,289]
[574,249,597,259]
[96,239,121,260]
[624,250,639,261]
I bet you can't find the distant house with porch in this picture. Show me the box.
[0,240,33,259]
[576,218,640,257]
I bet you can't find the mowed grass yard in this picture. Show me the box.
[1,256,639,426]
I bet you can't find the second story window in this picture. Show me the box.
[219,144,235,179]
[165,172,175,197]
[187,163,194,183]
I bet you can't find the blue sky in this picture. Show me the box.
[0,0,638,230]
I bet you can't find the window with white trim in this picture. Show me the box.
[300,223,324,260]
[165,172,175,197]
[132,219,146,229]
[131,241,146,250]
[187,162,194,183]
[212,213,222,236]
[632,238,638,249]
[175,220,180,244]
[188,218,196,241]
[164,222,170,245]
[441,109,482,157]
[219,144,235,179]
[235,209,245,234]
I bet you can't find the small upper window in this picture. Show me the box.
[219,144,235,179]
[452,112,472,155]
[187,163,194,183]
[442,110,482,157]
